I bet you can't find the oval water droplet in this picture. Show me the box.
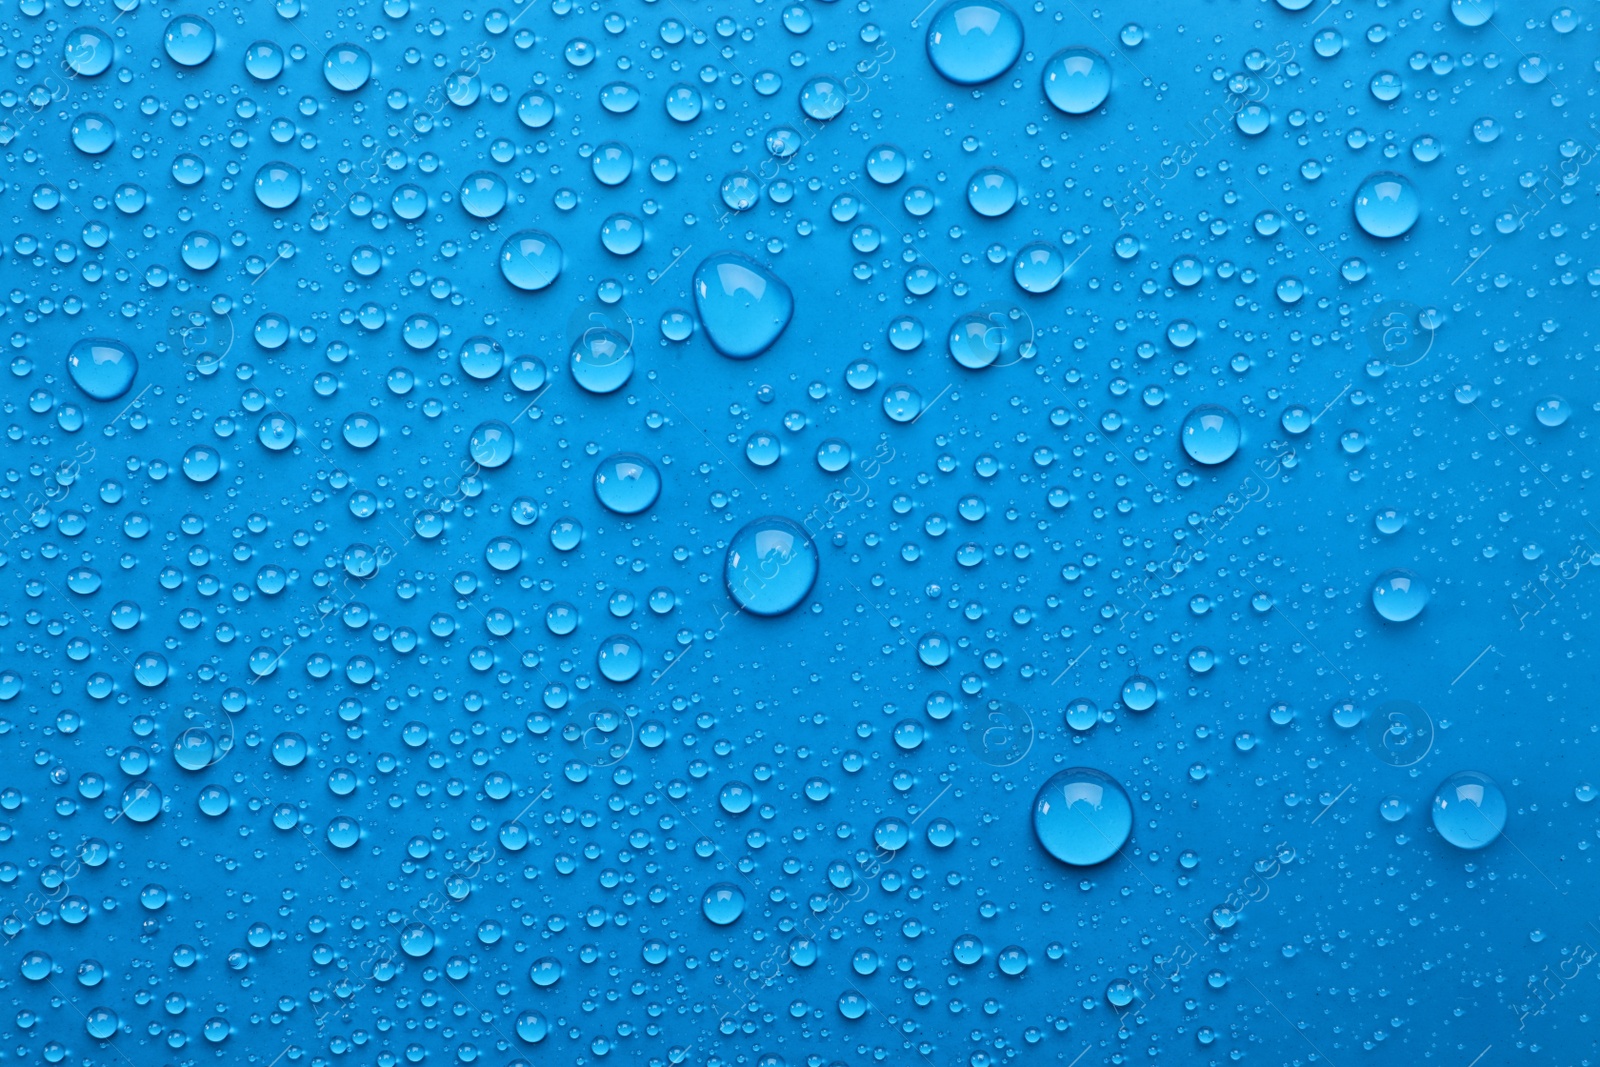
[66,339,138,401]
[594,453,662,515]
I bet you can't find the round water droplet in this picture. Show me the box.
[1534,396,1570,428]
[702,883,746,925]
[1353,172,1420,238]
[253,163,302,210]
[399,923,436,957]
[596,634,643,682]
[798,77,846,120]
[64,27,114,77]
[70,113,116,155]
[500,230,563,291]
[1013,243,1065,293]
[458,336,505,380]
[1371,568,1428,622]
[693,253,793,359]
[66,339,137,401]
[119,781,162,823]
[246,40,284,80]
[725,517,818,616]
[570,328,634,394]
[469,420,515,468]
[163,16,216,67]
[1180,405,1241,465]
[85,1007,120,1040]
[1450,0,1494,27]
[257,412,296,451]
[1032,768,1133,866]
[324,43,371,90]
[948,313,1010,370]
[967,168,1018,217]
[1432,771,1506,849]
[1042,47,1111,114]
[460,171,508,218]
[926,0,1024,86]
[594,453,662,515]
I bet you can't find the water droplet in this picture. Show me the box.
[967,168,1018,217]
[1450,0,1494,27]
[1353,172,1420,238]
[163,16,216,67]
[1371,569,1428,622]
[1180,405,1241,465]
[323,43,372,91]
[569,327,634,394]
[1042,47,1111,114]
[725,517,818,616]
[1032,768,1133,866]
[70,113,116,155]
[63,27,114,77]
[926,0,1024,86]
[469,420,515,469]
[693,253,794,359]
[253,163,303,210]
[66,339,138,401]
[1432,771,1506,849]
[593,453,661,515]
[701,883,746,925]
[500,230,563,291]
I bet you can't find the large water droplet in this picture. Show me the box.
[1371,568,1428,622]
[702,883,746,925]
[1353,172,1420,238]
[926,0,1024,86]
[570,328,634,394]
[66,339,138,401]
[63,27,114,77]
[1032,768,1133,866]
[1180,405,1241,465]
[500,230,563,291]
[725,517,818,616]
[1450,0,1494,27]
[693,253,794,359]
[163,16,216,67]
[323,43,372,91]
[1432,771,1505,849]
[1042,47,1111,114]
[253,163,302,210]
[469,420,515,468]
[594,453,662,515]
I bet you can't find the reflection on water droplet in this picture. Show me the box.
[324,43,372,90]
